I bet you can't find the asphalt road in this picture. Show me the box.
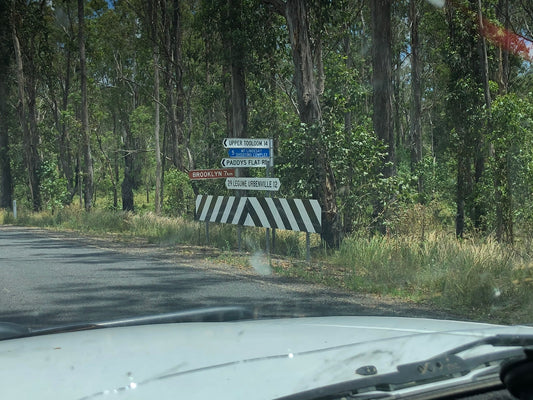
[0,226,448,329]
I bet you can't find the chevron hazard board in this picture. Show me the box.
[195,195,321,234]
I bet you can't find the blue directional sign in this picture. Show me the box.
[228,148,270,158]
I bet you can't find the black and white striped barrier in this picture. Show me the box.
[195,195,321,234]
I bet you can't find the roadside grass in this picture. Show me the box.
[0,205,319,254]
[2,205,533,324]
[273,232,533,324]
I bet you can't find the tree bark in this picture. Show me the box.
[410,0,423,195]
[78,0,94,211]
[0,0,12,209]
[12,11,41,211]
[283,0,338,247]
[173,0,187,170]
[371,0,394,234]
[472,0,490,232]
[148,0,162,214]
[456,147,469,238]
[494,0,513,243]
[121,123,135,212]
[153,45,162,214]
[57,1,76,202]
[0,74,11,209]
[229,5,248,139]
[161,0,184,170]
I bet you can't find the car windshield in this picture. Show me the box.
[1,0,533,396]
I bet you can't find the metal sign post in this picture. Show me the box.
[306,232,311,263]
[192,138,320,260]
[266,138,274,256]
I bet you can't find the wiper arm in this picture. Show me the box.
[0,306,253,341]
[276,334,533,400]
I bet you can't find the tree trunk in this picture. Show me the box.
[161,0,184,170]
[12,16,41,211]
[0,73,12,209]
[173,0,186,170]
[59,4,76,202]
[0,1,12,209]
[342,30,353,235]
[410,0,423,195]
[494,0,513,243]
[456,149,468,238]
[471,0,490,232]
[229,0,248,139]
[149,0,162,214]
[47,0,76,203]
[121,123,135,212]
[371,0,394,234]
[78,0,93,211]
[153,50,162,214]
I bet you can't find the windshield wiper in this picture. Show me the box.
[0,306,253,341]
[276,334,533,400]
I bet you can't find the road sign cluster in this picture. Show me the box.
[223,138,276,191]
[189,137,276,187]
[189,137,322,235]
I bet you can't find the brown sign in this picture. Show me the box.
[188,168,236,180]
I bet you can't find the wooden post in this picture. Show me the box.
[306,231,311,263]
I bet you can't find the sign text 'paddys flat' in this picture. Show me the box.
[221,158,268,168]
[188,168,235,180]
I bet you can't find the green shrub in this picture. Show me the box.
[163,169,195,217]
[40,160,69,212]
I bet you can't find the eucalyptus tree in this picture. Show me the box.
[443,1,487,237]
[0,0,13,209]
[11,0,48,211]
[78,0,94,211]
[409,0,423,194]
[158,0,187,171]
[370,0,394,234]
[265,0,339,247]
[48,0,78,203]
[486,0,533,242]
[195,0,251,154]
[89,0,153,211]
[147,0,162,214]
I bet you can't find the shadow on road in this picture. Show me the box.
[0,227,461,329]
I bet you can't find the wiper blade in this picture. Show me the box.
[0,306,253,341]
[276,334,533,400]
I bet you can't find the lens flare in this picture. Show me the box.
[480,17,533,62]
[426,0,445,8]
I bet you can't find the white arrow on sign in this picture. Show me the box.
[221,158,268,168]
[223,138,272,149]
[225,177,281,191]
